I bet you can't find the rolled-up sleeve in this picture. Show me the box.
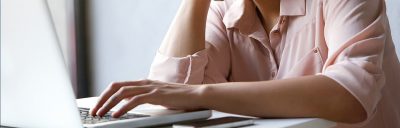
[321,0,386,124]
[148,2,230,84]
[148,50,208,84]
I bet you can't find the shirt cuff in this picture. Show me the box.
[148,50,208,84]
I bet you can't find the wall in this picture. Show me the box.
[88,0,180,95]
[88,0,400,96]
[386,0,400,57]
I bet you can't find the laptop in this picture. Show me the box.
[0,0,211,127]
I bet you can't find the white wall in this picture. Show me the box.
[386,0,400,57]
[88,0,400,96]
[88,0,181,95]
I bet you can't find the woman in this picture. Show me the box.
[90,0,400,127]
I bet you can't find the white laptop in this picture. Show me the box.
[0,0,211,127]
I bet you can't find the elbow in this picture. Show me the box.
[342,106,367,124]
[329,91,368,124]
[321,76,369,124]
[324,99,368,124]
[339,89,368,124]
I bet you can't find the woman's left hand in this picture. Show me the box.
[89,79,205,118]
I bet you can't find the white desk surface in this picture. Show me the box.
[77,97,336,128]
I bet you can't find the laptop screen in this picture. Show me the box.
[1,0,81,127]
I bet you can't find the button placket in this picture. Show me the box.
[269,16,288,50]
[266,17,287,80]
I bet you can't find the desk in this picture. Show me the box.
[211,112,335,128]
[77,97,336,128]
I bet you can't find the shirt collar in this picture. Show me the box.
[223,0,306,35]
[280,0,306,16]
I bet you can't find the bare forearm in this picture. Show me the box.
[159,0,210,57]
[198,75,367,123]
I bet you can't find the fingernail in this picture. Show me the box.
[90,110,95,116]
[96,109,103,116]
[112,112,120,118]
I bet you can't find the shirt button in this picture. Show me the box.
[313,49,318,53]
[271,71,276,78]
[279,17,287,24]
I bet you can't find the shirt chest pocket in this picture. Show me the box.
[283,47,325,79]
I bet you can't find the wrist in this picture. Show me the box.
[181,0,211,11]
[192,84,214,109]
[183,0,211,5]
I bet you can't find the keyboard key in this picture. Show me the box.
[78,107,150,124]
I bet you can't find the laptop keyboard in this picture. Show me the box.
[79,107,150,124]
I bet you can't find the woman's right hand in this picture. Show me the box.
[90,79,206,118]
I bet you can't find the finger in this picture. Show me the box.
[96,86,151,117]
[91,82,125,116]
[90,80,150,116]
[112,93,154,118]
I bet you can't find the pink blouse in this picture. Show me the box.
[148,0,400,127]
